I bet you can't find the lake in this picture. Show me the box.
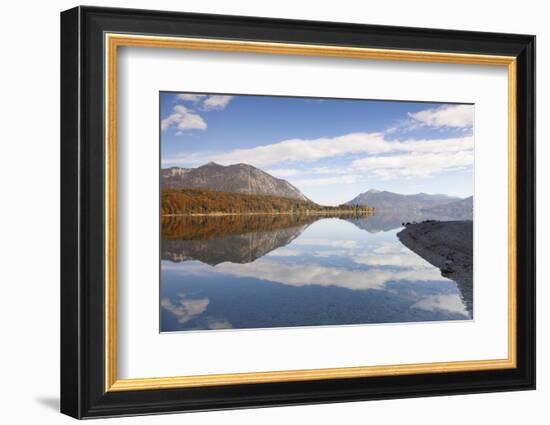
[160,214,472,332]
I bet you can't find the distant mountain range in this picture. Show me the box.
[421,196,473,220]
[161,162,309,201]
[346,189,460,210]
[346,189,472,221]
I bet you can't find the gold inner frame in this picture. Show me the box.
[104,33,517,392]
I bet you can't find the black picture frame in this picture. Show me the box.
[61,5,535,419]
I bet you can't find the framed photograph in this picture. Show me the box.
[60,6,535,419]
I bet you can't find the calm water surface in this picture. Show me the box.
[160,215,471,332]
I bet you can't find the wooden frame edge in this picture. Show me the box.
[108,358,516,391]
[104,33,518,393]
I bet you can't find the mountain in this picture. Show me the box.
[161,162,309,201]
[421,196,473,220]
[346,189,461,211]
[161,166,192,187]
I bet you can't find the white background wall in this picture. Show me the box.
[0,0,544,423]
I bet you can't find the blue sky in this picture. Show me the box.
[160,92,474,205]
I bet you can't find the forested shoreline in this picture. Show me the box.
[161,188,374,216]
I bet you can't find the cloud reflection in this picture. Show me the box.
[411,294,469,317]
[172,258,445,291]
[351,241,433,269]
[160,293,209,324]
[164,237,449,291]
[293,238,359,249]
[160,217,471,331]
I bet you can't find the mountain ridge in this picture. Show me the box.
[161,162,310,201]
[346,189,464,211]
[421,196,473,220]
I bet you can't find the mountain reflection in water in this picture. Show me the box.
[161,214,319,265]
[160,213,472,332]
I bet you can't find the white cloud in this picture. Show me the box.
[201,95,234,111]
[311,167,348,175]
[209,132,472,169]
[211,132,388,167]
[175,93,206,102]
[161,104,207,132]
[161,102,473,182]
[161,131,473,181]
[162,94,234,134]
[161,151,215,167]
[390,136,473,153]
[408,105,473,128]
[351,150,473,179]
[266,167,348,178]
[173,93,233,111]
[292,175,357,187]
[264,168,304,178]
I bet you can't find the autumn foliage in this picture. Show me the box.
[161,188,374,216]
[162,213,325,241]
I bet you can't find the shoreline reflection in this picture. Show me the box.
[160,214,472,332]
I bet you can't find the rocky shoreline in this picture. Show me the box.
[397,220,473,314]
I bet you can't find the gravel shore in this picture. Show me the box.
[397,220,473,314]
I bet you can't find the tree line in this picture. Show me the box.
[161,188,374,216]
